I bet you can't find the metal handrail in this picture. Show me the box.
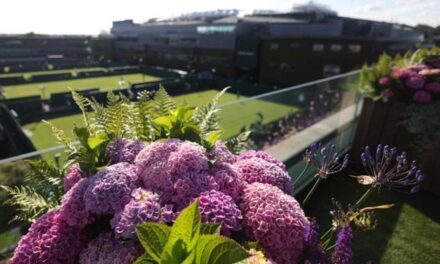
[0,70,361,164]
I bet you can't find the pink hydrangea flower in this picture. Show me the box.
[426,82,440,94]
[209,163,245,201]
[208,141,237,164]
[405,74,425,89]
[107,138,146,164]
[392,68,411,79]
[59,178,92,228]
[378,76,391,86]
[235,157,293,194]
[136,140,213,209]
[238,150,286,170]
[413,90,432,103]
[64,164,87,192]
[84,163,139,214]
[198,190,242,235]
[79,232,142,264]
[10,210,84,264]
[241,183,308,264]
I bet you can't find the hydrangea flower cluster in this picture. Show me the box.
[12,137,304,264]
[107,138,146,164]
[235,157,293,194]
[111,188,172,239]
[79,232,143,264]
[241,183,308,264]
[10,210,83,264]
[63,164,87,191]
[382,59,440,103]
[198,190,243,234]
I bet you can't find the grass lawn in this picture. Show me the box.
[0,228,21,252]
[3,73,161,99]
[299,173,440,263]
[0,67,106,78]
[23,89,299,150]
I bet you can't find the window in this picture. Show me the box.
[270,43,279,50]
[290,43,301,48]
[330,44,342,52]
[312,43,324,52]
[197,25,235,34]
[348,44,362,53]
[323,65,341,77]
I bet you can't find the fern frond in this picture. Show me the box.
[25,160,64,198]
[1,185,59,222]
[225,130,251,154]
[193,87,229,136]
[43,120,76,154]
[154,86,176,117]
[70,88,91,127]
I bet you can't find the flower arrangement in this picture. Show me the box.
[2,87,423,264]
[360,48,440,103]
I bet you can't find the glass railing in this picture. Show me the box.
[0,70,363,257]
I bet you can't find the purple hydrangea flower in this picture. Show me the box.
[413,90,432,103]
[136,140,213,209]
[79,232,143,264]
[84,163,139,215]
[111,188,170,239]
[198,190,242,235]
[235,158,293,194]
[107,138,147,164]
[64,164,87,192]
[378,76,391,86]
[331,226,353,264]
[425,82,440,94]
[360,145,424,191]
[405,73,425,89]
[209,163,245,202]
[208,141,237,164]
[59,178,92,228]
[10,210,83,264]
[241,183,308,264]
[238,150,286,170]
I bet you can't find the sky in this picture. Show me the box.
[0,0,439,35]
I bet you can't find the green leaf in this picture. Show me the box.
[160,239,187,264]
[153,116,173,130]
[200,223,221,235]
[133,254,156,264]
[87,134,108,150]
[136,223,171,262]
[205,131,223,145]
[195,235,250,264]
[161,200,201,263]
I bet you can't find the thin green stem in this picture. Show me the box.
[354,188,373,208]
[293,163,310,186]
[323,232,334,249]
[302,176,322,206]
[320,227,333,240]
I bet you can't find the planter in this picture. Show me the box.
[352,99,439,194]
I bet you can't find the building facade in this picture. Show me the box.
[111,4,423,86]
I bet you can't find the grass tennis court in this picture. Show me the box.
[3,73,161,99]
[0,67,106,78]
[23,89,299,150]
